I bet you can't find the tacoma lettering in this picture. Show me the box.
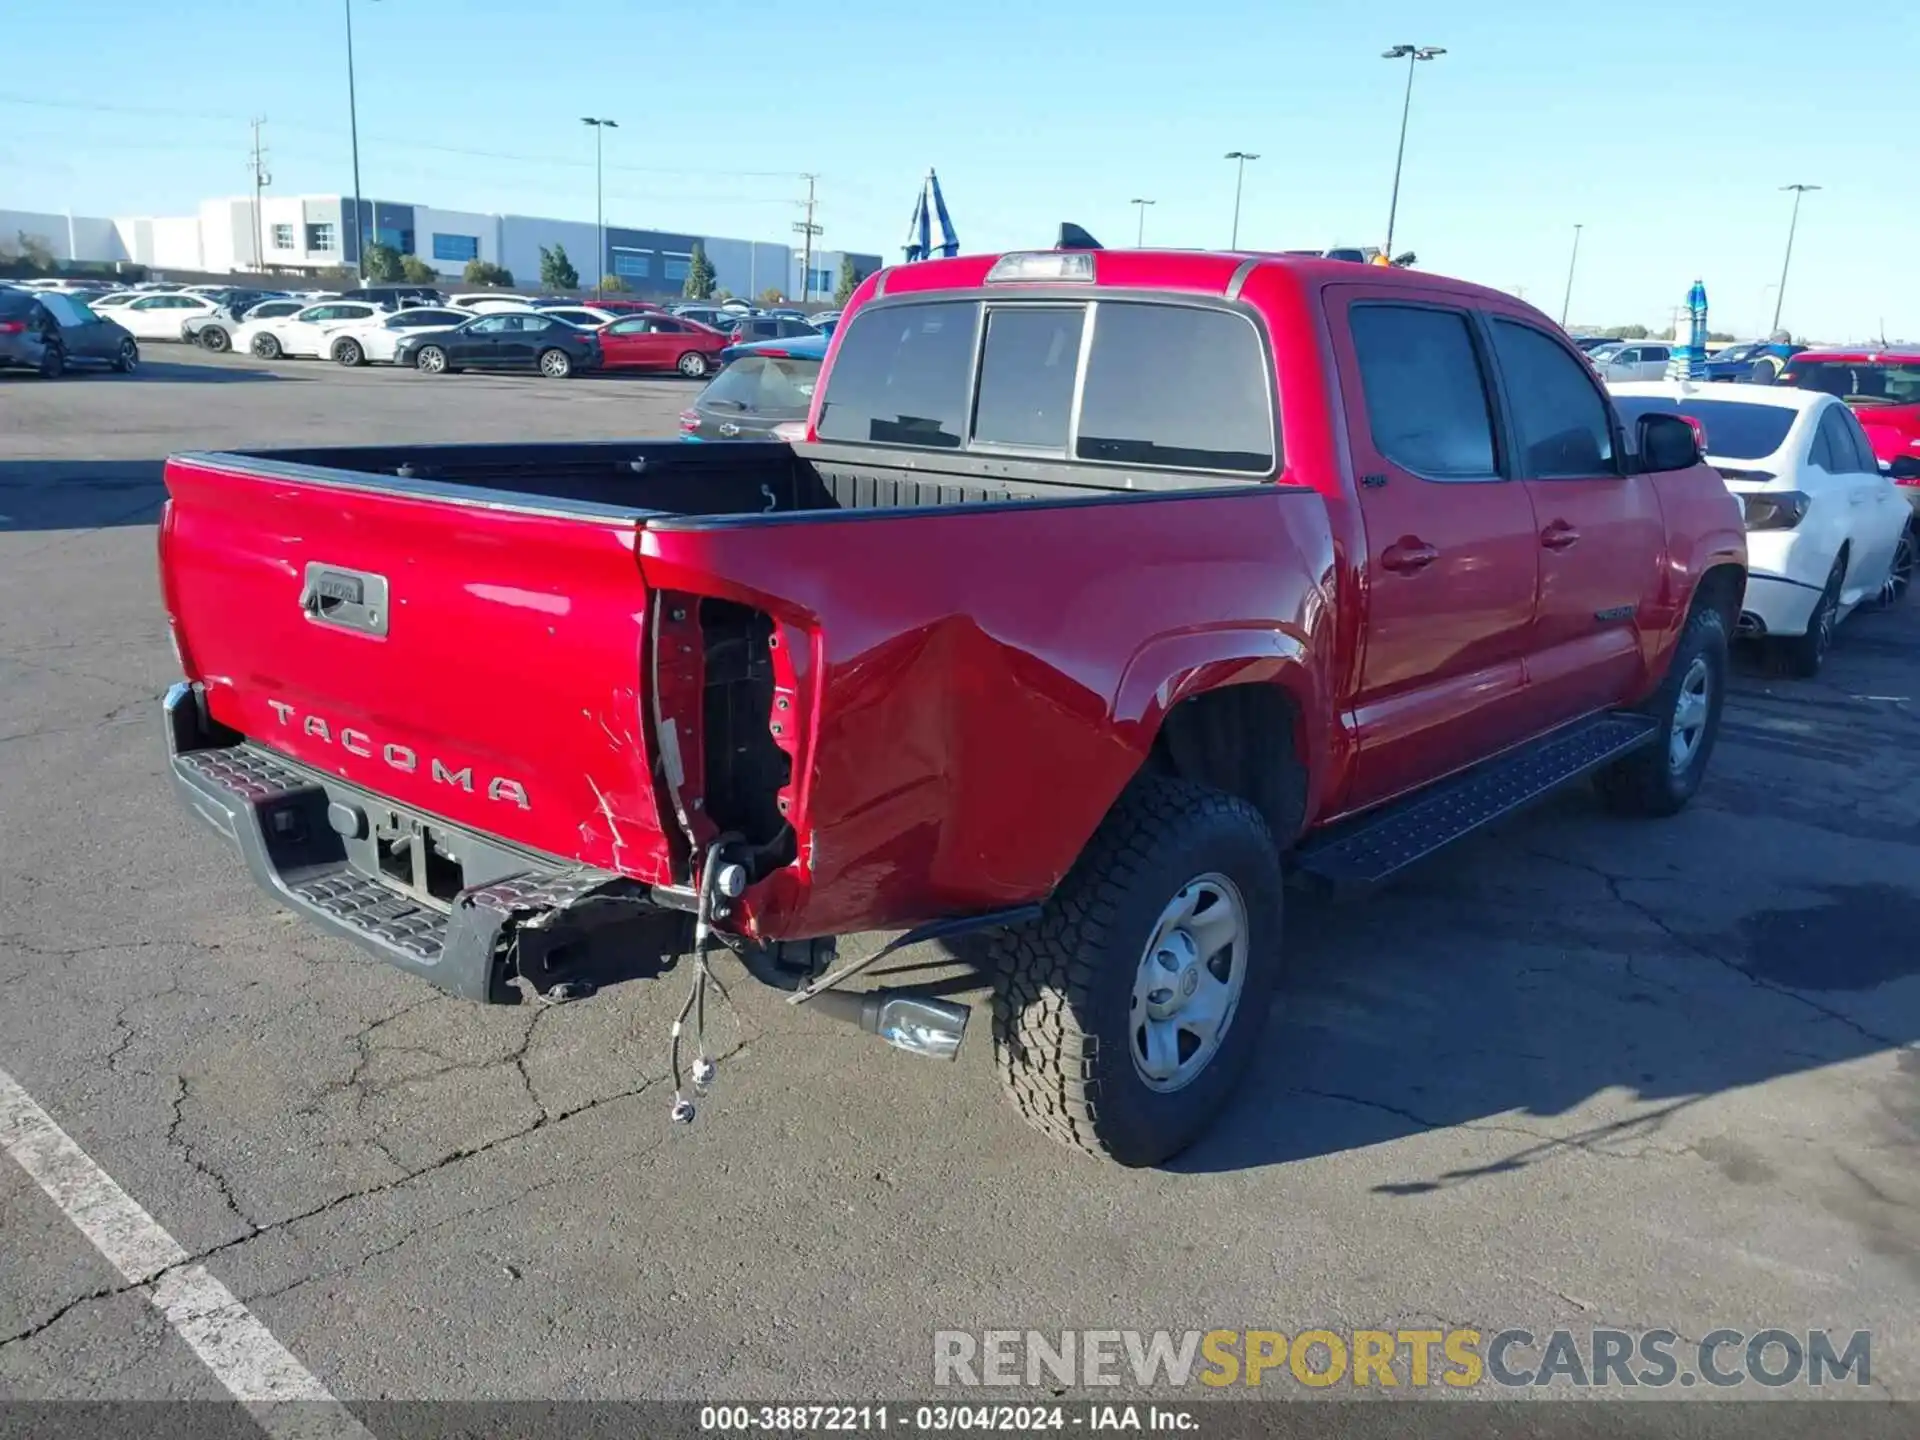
[264,701,529,807]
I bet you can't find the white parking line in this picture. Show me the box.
[0,1064,375,1440]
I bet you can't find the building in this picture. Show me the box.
[0,195,881,303]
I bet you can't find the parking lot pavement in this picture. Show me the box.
[2,359,1917,1407]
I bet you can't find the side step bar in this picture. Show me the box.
[1293,712,1659,889]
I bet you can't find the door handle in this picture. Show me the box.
[1380,539,1439,573]
[1541,522,1581,550]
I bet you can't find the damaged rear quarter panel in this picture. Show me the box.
[638,485,1331,938]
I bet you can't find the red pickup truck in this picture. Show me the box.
[159,240,1746,1165]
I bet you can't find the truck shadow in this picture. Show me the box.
[1174,793,1920,1179]
[0,459,167,532]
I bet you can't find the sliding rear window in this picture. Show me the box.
[817,296,1275,475]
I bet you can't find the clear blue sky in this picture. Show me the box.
[2,0,1911,340]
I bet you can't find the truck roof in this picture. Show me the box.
[868,247,1529,314]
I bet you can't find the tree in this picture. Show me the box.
[463,258,514,287]
[833,255,860,305]
[16,231,56,272]
[599,273,627,294]
[539,243,579,292]
[399,254,438,284]
[713,286,734,302]
[683,240,716,300]
[758,286,785,306]
[316,264,359,283]
[362,242,404,283]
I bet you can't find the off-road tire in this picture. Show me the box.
[1594,603,1729,817]
[989,775,1284,1167]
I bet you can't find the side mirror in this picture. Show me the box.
[1888,456,1920,482]
[1637,412,1702,473]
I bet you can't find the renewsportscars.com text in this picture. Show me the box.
[933,1328,1872,1390]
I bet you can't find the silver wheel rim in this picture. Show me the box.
[541,351,568,377]
[1814,569,1839,656]
[1130,873,1249,1093]
[419,349,443,372]
[252,338,275,358]
[680,353,703,376]
[1669,655,1711,773]
[338,343,359,365]
[121,343,137,371]
[1884,530,1913,604]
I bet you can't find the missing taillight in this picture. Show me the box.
[699,599,794,869]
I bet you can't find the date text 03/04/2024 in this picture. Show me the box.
[698,1404,1198,1432]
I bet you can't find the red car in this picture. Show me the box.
[157,243,1744,1165]
[597,312,730,378]
[1780,348,1920,514]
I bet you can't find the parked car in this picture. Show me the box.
[1569,335,1614,353]
[1614,381,1912,671]
[725,315,821,344]
[236,301,384,360]
[190,298,306,353]
[535,305,620,330]
[680,334,827,441]
[114,292,223,341]
[590,299,669,316]
[449,292,537,313]
[597,312,729,377]
[669,304,751,329]
[85,291,142,310]
[0,288,138,377]
[339,284,446,308]
[157,245,1745,1166]
[1701,339,1803,384]
[394,311,602,377]
[327,306,476,365]
[1780,349,1920,512]
[1590,341,1674,382]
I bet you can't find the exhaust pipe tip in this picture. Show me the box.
[808,989,970,1061]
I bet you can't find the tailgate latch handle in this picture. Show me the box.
[299,562,391,638]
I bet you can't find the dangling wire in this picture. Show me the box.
[668,838,738,1124]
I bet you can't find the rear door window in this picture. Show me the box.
[1347,304,1499,479]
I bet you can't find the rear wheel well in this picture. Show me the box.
[1691,562,1746,633]
[1146,684,1307,850]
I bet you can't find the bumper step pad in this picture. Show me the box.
[1294,712,1659,888]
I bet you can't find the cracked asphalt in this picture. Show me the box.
[2,345,1918,1408]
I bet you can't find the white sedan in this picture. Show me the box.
[326,306,475,365]
[536,305,620,329]
[234,301,383,360]
[1613,381,1913,675]
[114,292,222,341]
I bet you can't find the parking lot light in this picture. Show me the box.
[583,118,618,300]
[1225,152,1259,250]
[1380,43,1445,260]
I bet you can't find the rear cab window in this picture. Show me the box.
[816,296,1275,475]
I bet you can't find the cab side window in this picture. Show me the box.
[1488,319,1616,477]
[1348,304,1499,481]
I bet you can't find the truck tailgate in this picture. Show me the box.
[161,456,676,884]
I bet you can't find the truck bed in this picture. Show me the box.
[161,437,1326,994]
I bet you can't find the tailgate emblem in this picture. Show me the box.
[265,700,531,810]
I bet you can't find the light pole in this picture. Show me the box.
[1380,43,1444,260]
[1225,151,1259,249]
[582,117,617,299]
[1560,222,1582,326]
[343,0,367,279]
[1131,197,1156,247]
[1771,183,1819,336]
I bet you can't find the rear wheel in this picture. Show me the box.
[990,775,1284,1166]
[38,342,65,379]
[113,339,139,374]
[332,337,365,367]
[677,350,711,379]
[250,333,282,360]
[538,347,573,379]
[1595,602,1728,817]
[1879,523,1914,607]
[199,326,231,353]
[415,345,448,374]
[1778,552,1845,678]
